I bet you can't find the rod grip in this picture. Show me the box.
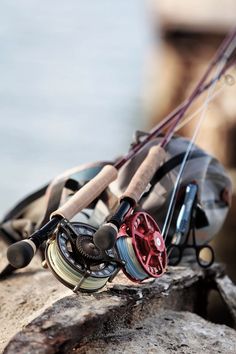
[122,145,165,204]
[51,165,118,220]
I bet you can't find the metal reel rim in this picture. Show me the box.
[56,222,117,278]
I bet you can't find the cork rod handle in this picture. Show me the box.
[51,165,118,220]
[122,145,165,204]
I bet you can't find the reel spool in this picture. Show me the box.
[116,212,167,282]
[45,221,118,293]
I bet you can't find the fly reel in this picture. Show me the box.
[45,220,118,293]
[116,211,167,282]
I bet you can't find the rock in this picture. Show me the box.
[73,310,236,354]
[1,230,236,354]
[0,240,71,353]
[216,275,236,328]
[2,264,233,354]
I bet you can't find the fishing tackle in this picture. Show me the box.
[45,219,118,293]
[168,183,214,268]
[116,211,167,282]
[93,28,236,252]
[1,28,236,292]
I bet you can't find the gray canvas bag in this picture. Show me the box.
[110,135,232,245]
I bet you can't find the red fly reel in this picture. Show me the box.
[116,211,167,282]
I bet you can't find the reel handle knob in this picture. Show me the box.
[93,223,118,250]
[94,200,131,250]
[7,239,37,268]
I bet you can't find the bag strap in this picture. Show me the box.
[2,184,49,223]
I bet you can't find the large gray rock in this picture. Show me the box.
[74,310,236,354]
[1,235,236,354]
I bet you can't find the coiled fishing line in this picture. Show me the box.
[45,222,117,292]
[116,236,148,281]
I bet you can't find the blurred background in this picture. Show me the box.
[0,0,235,291]
[0,0,148,212]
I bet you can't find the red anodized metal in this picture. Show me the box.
[119,212,167,279]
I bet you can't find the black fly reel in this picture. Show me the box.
[45,219,118,293]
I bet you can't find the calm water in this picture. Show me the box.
[0,1,149,215]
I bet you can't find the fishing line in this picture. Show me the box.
[175,71,235,132]
[174,83,226,133]
[162,37,236,242]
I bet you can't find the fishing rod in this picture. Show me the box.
[88,31,236,284]
[4,74,228,271]
[93,28,236,252]
[5,28,236,292]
